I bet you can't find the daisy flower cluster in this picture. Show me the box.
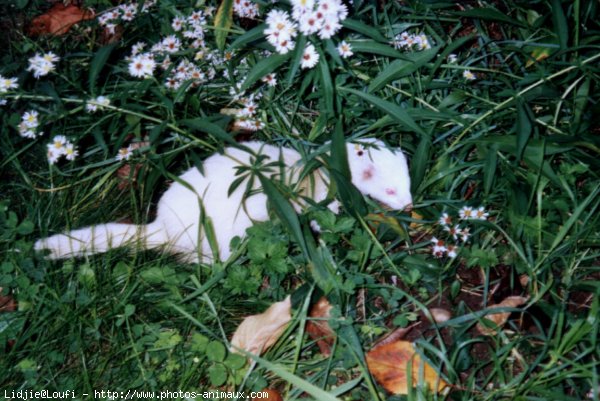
[18,110,42,139]
[27,52,59,79]
[264,0,350,69]
[86,96,111,113]
[430,206,490,259]
[234,0,259,19]
[47,135,78,164]
[98,0,156,34]
[233,94,265,132]
[392,31,432,51]
[126,9,220,87]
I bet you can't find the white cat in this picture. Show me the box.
[35,139,412,263]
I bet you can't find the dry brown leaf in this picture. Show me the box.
[254,389,283,401]
[306,296,335,356]
[477,296,529,336]
[29,4,94,36]
[429,308,451,324]
[366,340,448,395]
[231,296,291,356]
[409,210,424,229]
[0,288,17,313]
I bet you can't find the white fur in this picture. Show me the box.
[35,140,412,263]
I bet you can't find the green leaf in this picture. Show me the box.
[342,19,387,42]
[516,101,533,161]
[242,52,291,91]
[206,340,226,362]
[258,174,307,257]
[368,46,439,92]
[453,8,526,27]
[349,40,407,59]
[483,144,498,195]
[286,35,308,86]
[551,0,568,50]
[89,44,116,94]
[317,45,334,115]
[180,118,237,146]
[410,134,431,193]
[339,87,426,136]
[229,24,267,50]
[16,220,34,235]
[208,363,228,386]
[214,0,234,50]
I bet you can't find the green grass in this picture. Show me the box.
[1,0,600,400]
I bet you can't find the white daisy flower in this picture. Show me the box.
[47,146,62,164]
[446,245,458,259]
[22,110,39,128]
[301,43,319,69]
[50,135,68,154]
[116,145,134,161]
[161,35,181,53]
[64,143,78,161]
[447,54,458,63]
[261,73,277,87]
[475,206,489,220]
[128,53,156,79]
[337,40,353,58]
[171,16,185,31]
[0,75,18,93]
[86,96,110,112]
[463,70,476,80]
[438,212,452,226]
[459,206,474,220]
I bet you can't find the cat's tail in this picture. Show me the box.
[34,222,163,259]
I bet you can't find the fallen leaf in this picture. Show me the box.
[429,308,451,324]
[29,4,94,36]
[0,287,17,313]
[366,340,448,395]
[306,297,335,356]
[409,210,424,229]
[231,296,291,356]
[477,295,529,336]
[255,389,283,401]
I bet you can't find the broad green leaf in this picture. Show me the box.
[410,134,431,193]
[368,46,439,92]
[483,144,498,195]
[181,118,237,146]
[339,87,426,136]
[89,43,116,94]
[551,0,568,50]
[215,0,234,50]
[258,174,307,257]
[453,8,526,27]
[349,40,407,59]
[516,101,533,161]
[242,52,291,91]
[317,45,334,115]
[286,35,308,86]
[229,23,266,49]
[342,19,387,42]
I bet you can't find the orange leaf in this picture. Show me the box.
[477,295,529,336]
[366,340,448,395]
[306,297,335,356]
[255,389,283,401]
[29,4,94,36]
[231,296,291,356]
